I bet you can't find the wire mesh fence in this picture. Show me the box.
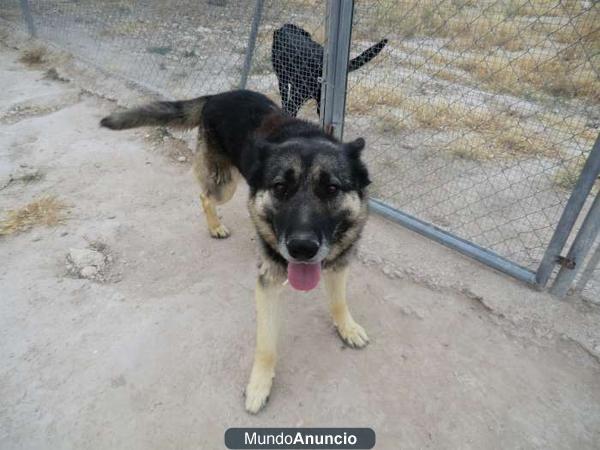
[1,0,598,301]
[346,0,599,269]
[0,0,330,100]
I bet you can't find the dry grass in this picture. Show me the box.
[539,112,598,142]
[553,154,600,191]
[365,0,599,103]
[452,50,600,103]
[375,112,408,134]
[347,85,407,114]
[510,0,586,17]
[347,84,574,160]
[445,15,529,52]
[0,196,67,236]
[19,46,47,66]
[103,20,145,37]
[446,133,492,161]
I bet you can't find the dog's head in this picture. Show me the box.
[246,136,370,291]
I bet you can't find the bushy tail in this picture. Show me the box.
[348,38,388,72]
[100,96,210,130]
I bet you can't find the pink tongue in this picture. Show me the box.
[287,262,321,291]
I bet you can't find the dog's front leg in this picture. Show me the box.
[324,265,369,348]
[245,273,282,413]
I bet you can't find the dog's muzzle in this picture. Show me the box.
[285,232,320,262]
[278,232,330,292]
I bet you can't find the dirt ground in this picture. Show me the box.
[1,41,600,450]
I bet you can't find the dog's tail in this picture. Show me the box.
[100,96,210,130]
[348,38,388,72]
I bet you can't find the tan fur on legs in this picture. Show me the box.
[324,266,369,348]
[245,267,284,414]
[193,135,238,238]
[200,193,230,238]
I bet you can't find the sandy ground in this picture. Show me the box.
[1,43,600,450]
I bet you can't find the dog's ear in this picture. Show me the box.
[344,138,370,190]
[345,137,365,159]
[244,139,273,189]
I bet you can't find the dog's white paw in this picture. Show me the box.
[336,320,369,348]
[245,373,273,414]
[209,224,230,239]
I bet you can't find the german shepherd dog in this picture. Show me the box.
[272,23,387,117]
[100,90,371,413]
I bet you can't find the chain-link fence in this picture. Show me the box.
[346,0,599,266]
[1,0,599,301]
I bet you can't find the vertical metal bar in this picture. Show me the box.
[551,191,600,297]
[574,240,600,294]
[320,0,341,132]
[329,0,353,140]
[321,0,353,140]
[239,0,264,89]
[19,0,36,38]
[536,133,600,287]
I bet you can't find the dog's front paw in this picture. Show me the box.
[336,320,369,348]
[209,224,230,239]
[245,373,273,414]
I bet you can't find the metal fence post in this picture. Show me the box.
[535,133,600,288]
[551,191,600,297]
[574,239,600,295]
[19,0,36,37]
[320,0,353,140]
[239,0,264,89]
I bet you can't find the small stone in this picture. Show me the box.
[68,248,106,270]
[80,266,98,278]
[177,156,187,162]
[60,231,68,237]
[107,215,116,219]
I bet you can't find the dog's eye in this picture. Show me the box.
[272,182,287,197]
[326,184,339,195]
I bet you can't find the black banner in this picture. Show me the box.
[224,428,375,449]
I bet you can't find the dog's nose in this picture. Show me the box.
[286,234,320,261]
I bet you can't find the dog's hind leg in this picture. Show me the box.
[194,134,239,239]
[199,193,231,238]
[324,265,369,348]
[245,263,285,413]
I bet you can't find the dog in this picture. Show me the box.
[272,23,388,117]
[100,89,371,413]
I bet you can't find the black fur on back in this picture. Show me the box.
[272,23,387,117]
